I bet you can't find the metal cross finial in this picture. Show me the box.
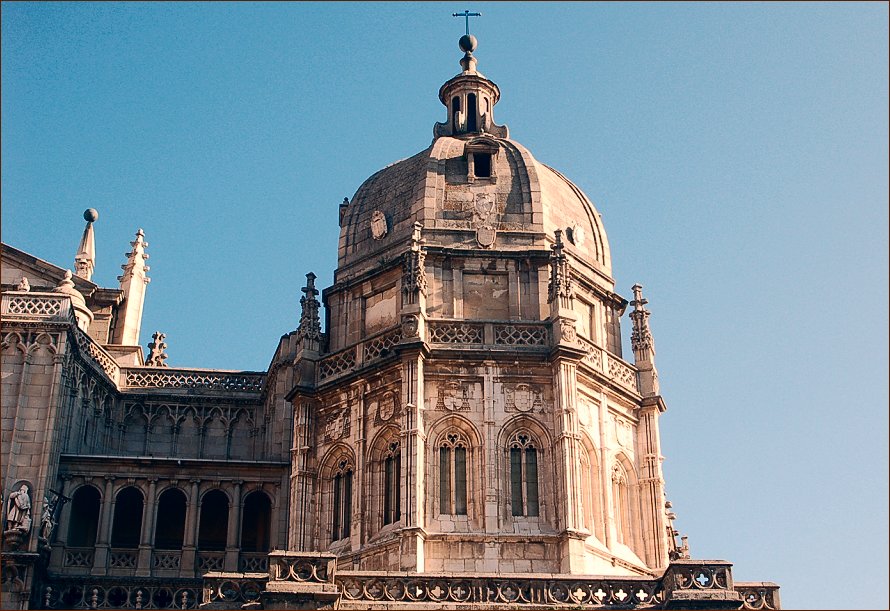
[452,10,481,36]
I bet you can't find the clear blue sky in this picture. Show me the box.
[2,2,887,608]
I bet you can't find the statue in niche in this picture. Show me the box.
[39,497,56,541]
[6,485,32,533]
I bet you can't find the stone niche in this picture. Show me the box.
[462,272,509,319]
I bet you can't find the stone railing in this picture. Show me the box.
[73,327,121,385]
[196,552,226,573]
[1,291,69,318]
[238,552,269,573]
[335,572,663,607]
[197,552,771,609]
[737,581,782,610]
[40,577,201,609]
[62,547,94,570]
[121,368,265,393]
[427,320,550,349]
[577,336,640,394]
[317,326,402,384]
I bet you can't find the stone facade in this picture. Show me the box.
[0,35,778,611]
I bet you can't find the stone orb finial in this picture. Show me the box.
[459,34,477,53]
[83,208,99,223]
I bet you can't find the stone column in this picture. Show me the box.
[92,475,116,575]
[136,477,158,576]
[48,475,74,570]
[637,398,669,569]
[180,479,199,576]
[224,480,242,571]
[399,350,426,572]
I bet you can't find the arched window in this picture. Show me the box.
[508,432,539,517]
[451,96,461,132]
[331,459,353,542]
[240,491,272,552]
[67,485,101,547]
[439,431,469,515]
[154,488,187,549]
[611,462,630,545]
[382,442,401,526]
[467,93,478,132]
[111,487,144,548]
[198,489,229,551]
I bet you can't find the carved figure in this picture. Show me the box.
[16,276,30,292]
[6,485,32,533]
[39,497,55,540]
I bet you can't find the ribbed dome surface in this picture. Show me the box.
[337,136,612,282]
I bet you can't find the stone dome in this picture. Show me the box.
[337,136,612,283]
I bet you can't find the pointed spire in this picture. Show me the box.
[74,209,98,281]
[548,230,573,307]
[630,284,654,355]
[402,222,428,303]
[630,283,659,396]
[118,229,150,284]
[112,229,151,347]
[297,273,322,345]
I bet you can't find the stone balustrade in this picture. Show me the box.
[194,552,774,609]
[120,368,265,393]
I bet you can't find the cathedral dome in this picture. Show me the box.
[335,35,613,289]
[337,136,612,286]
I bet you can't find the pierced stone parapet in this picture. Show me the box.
[152,551,181,571]
[494,323,548,346]
[121,368,265,392]
[318,348,357,381]
[661,560,742,609]
[40,578,201,609]
[336,573,663,607]
[363,329,401,362]
[737,582,781,610]
[428,321,484,344]
[63,548,94,568]
[108,549,138,571]
[2,292,66,317]
[73,327,121,384]
[577,336,640,394]
[239,552,270,573]
[197,552,226,573]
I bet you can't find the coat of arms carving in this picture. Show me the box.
[436,380,470,411]
[324,410,350,441]
[504,383,543,413]
[370,210,388,240]
[473,193,497,248]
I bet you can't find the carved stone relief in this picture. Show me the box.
[504,383,544,413]
[435,380,471,412]
[323,409,351,442]
[370,210,388,240]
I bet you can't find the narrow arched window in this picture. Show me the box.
[509,433,539,517]
[451,96,461,132]
[508,432,539,517]
[611,462,629,545]
[332,459,353,542]
[467,93,478,132]
[439,432,468,515]
[383,442,401,526]
[67,485,101,547]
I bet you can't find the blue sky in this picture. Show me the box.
[2,2,887,608]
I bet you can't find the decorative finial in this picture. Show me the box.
[146,331,168,367]
[630,283,654,353]
[548,230,573,305]
[56,269,76,292]
[297,273,322,343]
[74,209,98,281]
[453,10,482,73]
[16,276,30,292]
[403,222,428,301]
[119,229,150,283]
[665,500,690,560]
[453,9,481,36]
